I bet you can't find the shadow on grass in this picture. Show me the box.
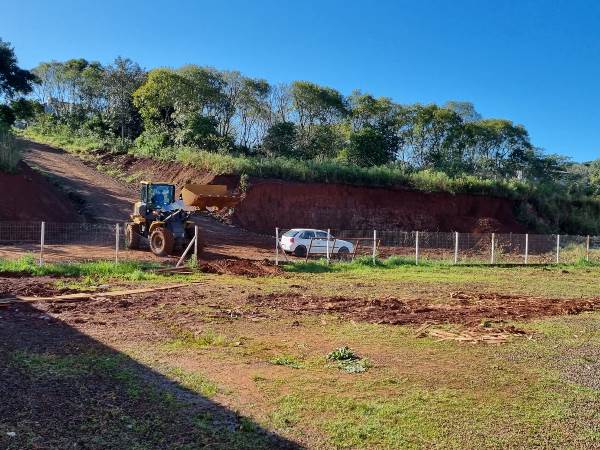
[0,302,302,450]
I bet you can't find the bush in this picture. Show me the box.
[0,128,22,172]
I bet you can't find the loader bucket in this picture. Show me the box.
[181,184,240,210]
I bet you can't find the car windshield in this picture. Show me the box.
[150,184,174,208]
[283,230,299,237]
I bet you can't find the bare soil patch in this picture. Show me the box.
[200,259,283,277]
[0,277,78,298]
[245,291,600,326]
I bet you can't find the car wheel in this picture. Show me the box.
[294,245,307,257]
[337,247,350,261]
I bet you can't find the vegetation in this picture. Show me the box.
[0,254,160,280]
[3,37,600,232]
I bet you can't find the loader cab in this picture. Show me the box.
[140,182,175,209]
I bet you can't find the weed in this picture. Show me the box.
[269,355,303,369]
[326,346,371,373]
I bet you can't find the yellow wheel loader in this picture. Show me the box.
[125,181,239,257]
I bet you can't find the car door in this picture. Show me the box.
[314,230,331,254]
[299,230,315,253]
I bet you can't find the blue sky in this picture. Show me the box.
[3,0,600,161]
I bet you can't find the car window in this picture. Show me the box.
[283,230,298,237]
[315,231,328,238]
[300,231,315,239]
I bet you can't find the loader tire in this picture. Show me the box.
[150,227,174,257]
[125,223,141,250]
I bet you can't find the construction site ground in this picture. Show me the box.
[1,141,600,449]
[2,262,600,449]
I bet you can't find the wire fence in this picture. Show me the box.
[276,228,600,265]
[0,221,160,264]
[1,221,599,266]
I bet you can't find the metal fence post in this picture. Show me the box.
[194,225,199,263]
[454,232,459,264]
[415,231,419,265]
[275,227,279,266]
[372,229,377,264]
[114,223,119,264]
[586,235,590,262]
[326,228,331,264]
[490,233,495,264]
[524,233,529,264]
[556,234,560,264]
[39,221,45,266]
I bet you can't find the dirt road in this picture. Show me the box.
[18,140,274,261]
[22,141,136,223]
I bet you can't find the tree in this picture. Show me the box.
[261,121,297,157]
[104,57,146,141]
[444,101,481,122]
[291,81,347,129]
[0,38,37,98]
[345,126,391,167]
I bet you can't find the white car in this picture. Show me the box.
[280,228,354,258]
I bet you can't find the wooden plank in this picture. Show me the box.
[0,283,193,305]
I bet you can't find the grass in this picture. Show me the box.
[0,254,162,280]
[19,124,533,199]
[4,257,600,448]
[269,355,304,369]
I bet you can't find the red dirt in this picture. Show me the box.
[200,259,283,277]
[0,161,82,222]
[117,155,526,234]
[245,291,600,326]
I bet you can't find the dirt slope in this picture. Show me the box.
[22,141,136,223]
[0,161,81,222]
[121,156,525,234]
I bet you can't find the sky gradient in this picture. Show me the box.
[3,0,599,161]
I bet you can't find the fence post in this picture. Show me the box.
[194,225,199,263]
[490,233,495,264]
[39,221,45,266]
[454,232,459,264]
[586,235,590,262]
[415,231,420,265]
[556,234,560,264]
[114,223,119,264]
[275,227,279,266]
[524,233,529,264]
[372,230,377,264]
[326,228,331,264]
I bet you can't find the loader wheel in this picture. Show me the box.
[150,227,174,257]
[125,223,141,250]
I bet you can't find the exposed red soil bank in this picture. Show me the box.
[233,179,524,233]
[120,156,525,234]
[0,161,82,222]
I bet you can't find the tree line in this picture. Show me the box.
[2,38,599,195]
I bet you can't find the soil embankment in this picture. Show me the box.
[0,161,82,222]
[122,156,525,234]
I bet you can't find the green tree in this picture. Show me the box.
[0,38,37,98]
[345,126,391,167]
[261,121,297,157]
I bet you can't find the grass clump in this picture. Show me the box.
[164,328,231,350]
[269,355,304,369]
[326,346,371,374]
[166,367,219,398]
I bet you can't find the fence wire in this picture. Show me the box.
[280,227,598,265]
